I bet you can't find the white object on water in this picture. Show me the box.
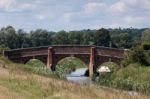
[98,66,111,73]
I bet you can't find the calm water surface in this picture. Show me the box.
[66,68,91,84]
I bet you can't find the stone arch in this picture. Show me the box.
[25,58,46,67]
[97,61,120,73]
[23,56,47,65]
[94,56,122,71]
[56,57,87,67]
[51,54,90,71]
[54,56,89,77]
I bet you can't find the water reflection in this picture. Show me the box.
[66,68,90,84]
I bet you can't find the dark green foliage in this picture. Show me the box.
[143,43,150,50]
[142,29,150,44]
[111,33,132,48]
[94,28,111,47]
[52,31,69,44]
[0,26,147,49]
[30,29,53,47]
[25,59,52,76]
[126,47,150,66]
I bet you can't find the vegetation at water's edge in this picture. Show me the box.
[1,56,150,99]
[54,57,87,78]
[96,35,150,95]
[25,57,87,78]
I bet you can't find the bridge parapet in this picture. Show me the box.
[95,47,124,58]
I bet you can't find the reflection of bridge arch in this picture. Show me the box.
[4,45,125,77]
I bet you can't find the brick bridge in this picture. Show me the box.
[4,45,126,77]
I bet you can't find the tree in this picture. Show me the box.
[94,28,111,47]
[142,29,150,44]
[0,26,18,49]
[68,31,83,45]
[111,33,132,48]
[17,29,32,48]
[52,31,69,44]
[82,30,94,45]
[30,29,53,47]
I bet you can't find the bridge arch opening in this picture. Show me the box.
[54,57,89,77]
[25,59,48,73]
[97,61,119,73]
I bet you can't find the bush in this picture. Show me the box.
[143,43,150,50]
[124,47,150,66]
[25,59,52,76]
[97,62,119,86]
[112,64,150,94]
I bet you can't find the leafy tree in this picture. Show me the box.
[142,29,150,44]
[111,33,132,48]
[68,31,83,44]
[17,29,32,48]
[0,26,18,49]
[82,30,94,45]
[94,28,111,47]
[52,31,69,44]
[30,29,53,47]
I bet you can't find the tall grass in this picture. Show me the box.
[98,63,150,95]
[0,55,150,99]
[25,59,52,76]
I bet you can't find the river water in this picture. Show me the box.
[66,68,91,85]
[66,68,139,96]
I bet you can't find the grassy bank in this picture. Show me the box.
[98,62,150,95]
[0,56,150,99]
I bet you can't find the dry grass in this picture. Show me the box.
[0,55,149,99]
[0,66,150,99]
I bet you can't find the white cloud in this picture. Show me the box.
[84,2,107,13]
[0,0,16,12]
[19,3,36,10]
[0,0,149,31]
[36,15,46,20]
[63,13,73,22]
[124,16,149,24]
[123,0,150,9]
[110,1,126,13]
[0,0,37,12]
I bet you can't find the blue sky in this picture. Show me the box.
[0,0,150,31]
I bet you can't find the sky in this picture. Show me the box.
[0,0,150,31]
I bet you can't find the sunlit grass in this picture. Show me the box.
[0,56,150,99]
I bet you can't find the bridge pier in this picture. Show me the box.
[47,47,53,70]
[89,47,95,78]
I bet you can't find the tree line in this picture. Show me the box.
[0,26,149,49]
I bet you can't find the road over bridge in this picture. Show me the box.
[4,45,126,77]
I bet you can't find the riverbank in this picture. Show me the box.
[0,56,150,99]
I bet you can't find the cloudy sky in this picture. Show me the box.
[0,0,150,31]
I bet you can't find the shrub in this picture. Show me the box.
[25,59,52,76]
[112,64,150,94]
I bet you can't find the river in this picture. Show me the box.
[66,68,91,85]
[66,68,139,96]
